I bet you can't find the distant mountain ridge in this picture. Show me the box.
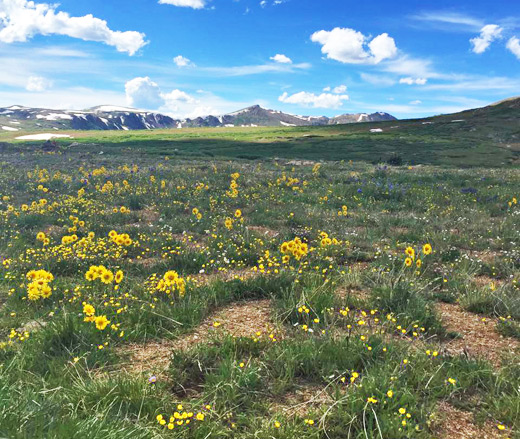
[0,104,396,132]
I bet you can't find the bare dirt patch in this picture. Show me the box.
[247,225,280,239]
[116,299,277,376]
[432,401,506,439]
[137,207,160,224]
[468,250,499,264]
[335,286,369,301]
[472,276,505,289]
[270,383,334,417]
[436,302,519,367]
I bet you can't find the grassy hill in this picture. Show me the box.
[1,98,519,167]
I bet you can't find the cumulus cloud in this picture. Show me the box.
[399,77,427,85]
[173,55,195,67]
[270,54,292,64]
[125,77,163,109]
[158,0,206,9]
[333,84,347,94]
[506,36,520,60]
[25,75,51,92]
[162,89,196,104]
[310,27,397,64]
[0,0,147,55]
[470,24,503,54]
[278,91,349,109]
[124,76,251,118]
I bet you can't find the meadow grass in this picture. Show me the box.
[0,143,518,438]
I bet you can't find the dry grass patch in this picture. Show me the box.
[436,302,519,367]
[335,286,370,302]
[137,207,160,223]
[247,225,280,238]
[468,250,499,264]
[432,401,506,439]
[116,299,277,377]
[270,383,334,417]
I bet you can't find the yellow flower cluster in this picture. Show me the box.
[227,173,240,198]
[85,265,123,284]
[108,230,133,246]
[224,217,234,230]
[404,243,432,268]
[156,404,208,430]
[36,231,50,245]
[26,269,54,301]
[1,328,30,350]
[280,237,309,261]
[82,303,111,330]
[508,197,517,207]
[61,234,79,245]
[192,208,202,221]
[113,206,130,214]
[337,205,348,216]
[319,231,340,247]
[155,270,187,296]
[276,173,303,192]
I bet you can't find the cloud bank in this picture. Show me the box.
[0,0,147,55]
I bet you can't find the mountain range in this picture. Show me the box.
[0,104,396,132]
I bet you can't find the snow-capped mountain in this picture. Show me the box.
[0,104,396,132]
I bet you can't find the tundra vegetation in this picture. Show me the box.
[0,137,518,439]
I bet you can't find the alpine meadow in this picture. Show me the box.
[0,0,519,438]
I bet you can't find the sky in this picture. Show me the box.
[0,0,519,119]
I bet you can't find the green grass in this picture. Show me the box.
[0,141,518,438]
[1,95,519,166]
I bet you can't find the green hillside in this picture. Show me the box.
[1,98,519,167]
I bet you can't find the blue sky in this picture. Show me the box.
[0,0,519,119]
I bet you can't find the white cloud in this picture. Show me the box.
[173,55,195,67]
[411,12,483,30]
[203,62,310,76]
[369,33,398,64]
[470,24,503,54]
[399,77,427,85]
[123,76,253,118]
[278,91,349,109]
[506,36,520,60]
[0,0,147,55]
[36,47,90,58]
[383,56,438,79]
[333,84,347,94]
[409,100,422,105]
[260,0,267,7]
[360,73,397,86]
[0,86,127,110]
[158,0,206,8]
[422,76,520,92]
[322,86,331,92]
[26,75,51,91]
[310,27,397,64]
[270,54,292,64]
[162,89,196,104]
[125,77,163,109]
